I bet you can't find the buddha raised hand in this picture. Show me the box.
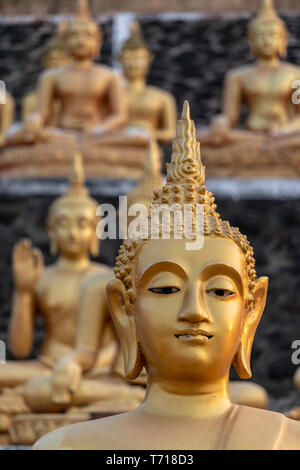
[0,153,111,392]
[34,102,300,450]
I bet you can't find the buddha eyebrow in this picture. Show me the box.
[201,264,244,293]
[138,261,188,285]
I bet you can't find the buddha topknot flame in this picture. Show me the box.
[114,101,257,310]
[48,153,98,223]
[249,0,287,36]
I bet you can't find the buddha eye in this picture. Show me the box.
[148,286,180,295]
[206,289,236,299]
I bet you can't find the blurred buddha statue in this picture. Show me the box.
[0,154,144,444]
[0,153,111,395]
[199,0,300,177]
[1,0,151,179]
[126,138,164,221]
[294,367,300,392]
[0,91,15,147]
[33,102,300,451]
[119,21,177,145]
[21,25,71,123]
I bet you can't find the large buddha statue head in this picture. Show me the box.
[119,21,154,81]
[60,0,102,61]
[47,153,99,259]
[248,0,288,59]
[107,102,268,389]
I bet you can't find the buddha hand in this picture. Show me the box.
[23,113,43,143]
[51,357,82,405]
[210,115,231,145]
[13,239,44,292]
[86,125,108,138]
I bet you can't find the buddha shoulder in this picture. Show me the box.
[231,406,300,450]
[80,265,114,291]
[32,415,131,450]
[224,65,257,83]
[146,85,176,103]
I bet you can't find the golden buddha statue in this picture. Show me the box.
[0,0,148,179]
[127,138,164,218]
[119,21,177,145]
[199,0,300,178]
[21,26,71,123]
[0,91,15,147]
[294,367,300,392]
[33,102,300,450]
[0,154,115,440]
[0,153,111,391]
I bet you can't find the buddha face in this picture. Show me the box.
[133,237,248,383]
[120,48,152,81]
[249,23,287,59]
[49,205,97,259]
[108,234,268,384]
[65,21,101,60]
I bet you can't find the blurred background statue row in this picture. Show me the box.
[2,0,300,178]
[0,0,176,179]
[199,0,300,177]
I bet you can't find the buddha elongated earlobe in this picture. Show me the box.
[233,276,268,379]
[106,279,143,379]
[49,233,58,257]
[90,233,99,257]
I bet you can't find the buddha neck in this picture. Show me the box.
[140,372,232,420]
[70,57,94,69]
[256,55,280,67]
[127,77,147,93]
[56,254,91,271]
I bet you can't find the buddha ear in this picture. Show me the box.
[90,232,99,257]
[279,34,288,58]
[106,279,143,380]
[47,224,58,257]
[233,276,268,379]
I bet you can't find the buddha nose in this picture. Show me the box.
[178,284,210,323]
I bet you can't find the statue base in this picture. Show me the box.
[200,137,300,178]
[0,133,149,179]
[9,414,90,446]
[9,395,142,446]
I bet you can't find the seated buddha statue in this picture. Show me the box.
[0,91,15,147]
[33,102,300,450]
[199,0,300,178]
[0,0,147,179]
[118,21,177,145]
[0,154,114,428]
[21,25,71,123]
